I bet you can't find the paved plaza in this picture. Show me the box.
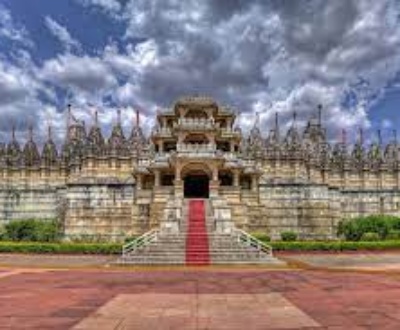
[1,254,400,329]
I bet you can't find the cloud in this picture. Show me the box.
[112,0,400,139]
[40,54,117,93]
[0,4,33,47]
[75,0,122,17]
[44,16,81,52]
[2,0,400,146]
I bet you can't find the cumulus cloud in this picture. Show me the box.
[2,0,400,145]
[44,16,81,52]
[40,54,117,93]
[112,0,400,138]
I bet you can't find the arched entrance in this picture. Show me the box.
[184,174,209,198]
[181,163,211,198]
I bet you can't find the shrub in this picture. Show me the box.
[4,219,61,242]
[337,215,393,241]
[387,229,400,240]
[280,231,297,241]
[360,232,380,241]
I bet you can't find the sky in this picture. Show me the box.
[0,0,400,145]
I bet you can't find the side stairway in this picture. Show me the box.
[118,198,283,265]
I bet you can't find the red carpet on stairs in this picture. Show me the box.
[186,199,210,266]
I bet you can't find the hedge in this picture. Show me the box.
[265,240,400,251]
[0,242,122,254]
[1,240,400,255]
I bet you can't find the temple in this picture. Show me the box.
[0,96,399,242]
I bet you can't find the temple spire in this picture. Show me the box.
[393,129,398,143]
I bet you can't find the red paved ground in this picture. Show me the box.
[0,268,400,329]
[186,199,210,266]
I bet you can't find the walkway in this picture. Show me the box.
[1,265,400,328]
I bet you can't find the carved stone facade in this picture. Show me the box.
[0,97,399,240]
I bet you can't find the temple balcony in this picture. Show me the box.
[151,127,173,138]
[220,127,242,138]
[174,118,219,131]
[176,143,221,158]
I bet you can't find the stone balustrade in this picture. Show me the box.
[175,117,218,130]
[151,127,172,137]
[176,143,219,157]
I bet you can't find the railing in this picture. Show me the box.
[175,118,218,130]
[220,127,242,136]
[122,229,159,256]
[176,143,219,158]
[152,127,172,136]
[137,159,151,167]
[233,228,273,257]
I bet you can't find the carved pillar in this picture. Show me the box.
[137,174,143,190]
[251,175,258,192]
[154,170,160,187]
[174,163,183,198]
[158,141,163,153]
[210,166,220,198]
[233,169,240,187]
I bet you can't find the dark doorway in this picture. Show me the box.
[184,175,209,198]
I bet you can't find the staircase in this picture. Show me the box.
[119,198,283,265]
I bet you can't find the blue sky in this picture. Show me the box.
[0,0,400,145]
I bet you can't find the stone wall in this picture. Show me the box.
[255,183,340,239]
[0,185,64,224]
[64,183,135,241]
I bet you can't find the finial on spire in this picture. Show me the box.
[47,123,52,140]
[393,129,397,143]
[117,108,121,125]
[275,112,279,131]
[11,124,16,141]
[292,110,297,125]
[28,123,33,141]
[136,109,140,127]
[377,129,382,145]
[359,127,364,145]
[254,111,260,128]
[341,129,347,144]
[94,110,98,126]
[318,104,322,126]
[67,104,72,127]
